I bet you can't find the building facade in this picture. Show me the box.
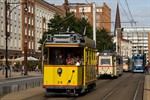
[122,27,150,63]
[57,2,111,32]
[0,0,63,63]
[121,39,132,58]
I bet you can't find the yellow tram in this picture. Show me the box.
[97,52,123,78]
[43,32,97,96]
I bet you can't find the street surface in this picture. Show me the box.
[18,73,144,100]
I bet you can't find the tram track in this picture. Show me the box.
[102,73,144,100]
[133,74,144,100]
[67,73,134,100]
[23,73,144,100]
[102,73,134,100]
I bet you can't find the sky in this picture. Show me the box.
[45,0,150,29]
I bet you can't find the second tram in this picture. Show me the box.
[43,32,97,96]
[122,56,132,72]
[97,52,123,78]
[132,54,146,72]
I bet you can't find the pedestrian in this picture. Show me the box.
[21,65,24,75]
[35,65,39,72]
[2,64,5,75]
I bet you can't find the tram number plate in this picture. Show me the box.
[57,81,63,84]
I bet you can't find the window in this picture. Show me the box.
[47,47,84,65]
[18,39,21,48]
[10,39,13,47]
[10,25,12,33]
[19,26,21,34]
[1,7,3,17]
[25,28,27,35]
[25,17,27,23]
[100,58,110,65]
[28,42,30,49]
[28,17,30,24]
[14,25,17,33]
[32,19,33,25]
[32,7,33,14]
[32,41,33,49]
[1,36,3,46]
[1,21,3,31]
[15,38,17,48]
[28,29,30,36]
[18,14,21,22]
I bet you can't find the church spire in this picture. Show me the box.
[114,3,121,36]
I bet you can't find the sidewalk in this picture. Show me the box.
[1,86,45,100]
[143,68,150,100]
[0,70,42,81]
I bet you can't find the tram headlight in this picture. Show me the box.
[57,68,62,76]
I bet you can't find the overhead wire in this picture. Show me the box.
[125,0,134,21]
[118,0,131,22]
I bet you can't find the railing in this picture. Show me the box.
[0,76,42,96]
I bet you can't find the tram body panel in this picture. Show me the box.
[44,65,83,87]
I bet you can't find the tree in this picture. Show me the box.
[39,13,93,44]
[38,13,93,56]
[96,28,114,52]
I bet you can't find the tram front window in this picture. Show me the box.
[134,59,143,67]
[47,47,84,65]
[100,59,110,65]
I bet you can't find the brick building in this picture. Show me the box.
[57,2,111,32]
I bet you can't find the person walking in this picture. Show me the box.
[21,65,24,75]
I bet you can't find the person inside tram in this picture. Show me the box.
[56,54,65,65]
[66,53,72,65]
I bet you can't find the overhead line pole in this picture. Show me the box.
[4,0,8,78]
[93,2,96,47]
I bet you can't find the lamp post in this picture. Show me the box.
[41,39,47,74]
[24,1,28,75]
[4,0,28,78]
[4,0,8,78]
[24,40,28,75]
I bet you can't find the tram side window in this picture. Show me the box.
[48,47,84,65]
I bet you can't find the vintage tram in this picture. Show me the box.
[122,56,132,72]
[43,32,97,96]
[97,52,123,78]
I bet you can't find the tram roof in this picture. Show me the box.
[45,32,95,48]
[98,52,119,56]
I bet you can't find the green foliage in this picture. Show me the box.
[39,13,114,54]
[39,13,93,45]
[38,13,93,57]
[96,28,114,52]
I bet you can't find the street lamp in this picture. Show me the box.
[4,0,8,78]
[4,0,28,78]
[41,39,47,74]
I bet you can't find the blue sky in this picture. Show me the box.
[45,0,150,28]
